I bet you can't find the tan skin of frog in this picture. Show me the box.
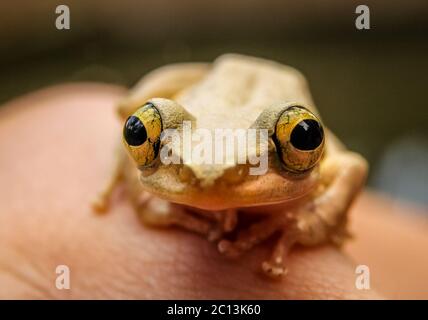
[93,54,368,277]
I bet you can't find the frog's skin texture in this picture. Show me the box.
[93,54,368,277]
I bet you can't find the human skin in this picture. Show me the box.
[0,83,427,299]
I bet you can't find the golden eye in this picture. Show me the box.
[274,106,325,173]
[123,102,162,167]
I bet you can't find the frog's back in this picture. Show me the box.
[175,54,316,130]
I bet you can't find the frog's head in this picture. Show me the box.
[122,98,325,210]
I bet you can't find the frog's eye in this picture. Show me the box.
[273,106,325,173]
[123,102,162,167]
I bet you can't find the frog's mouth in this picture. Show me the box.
[139,163,320,211]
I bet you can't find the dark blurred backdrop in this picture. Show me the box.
[1,0,427,206]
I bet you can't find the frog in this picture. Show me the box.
[93,54,368,277]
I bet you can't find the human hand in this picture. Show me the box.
[1,84,427,299]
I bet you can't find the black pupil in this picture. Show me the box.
[123,116,147,146]
[290,119,324,151]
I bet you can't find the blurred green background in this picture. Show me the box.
[1,0,427,206]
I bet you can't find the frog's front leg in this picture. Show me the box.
[134,196,238,240]
[219,151,368,278]
[189,208,238,240]
[92,151,226,237]
[136,196,213,236]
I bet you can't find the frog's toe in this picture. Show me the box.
[261,261,288,278]
[217,239,242,258]
[207,227,223,242]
